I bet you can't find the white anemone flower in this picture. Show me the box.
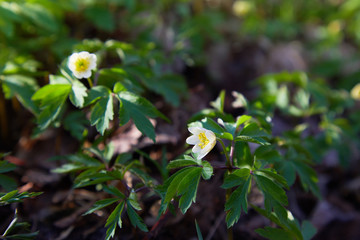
[186,127,216,160]
[68,51,97,79]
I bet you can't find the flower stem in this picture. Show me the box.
[87,77,93,88]
[218,138,231,168]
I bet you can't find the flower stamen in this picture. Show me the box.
[198,133,209,149]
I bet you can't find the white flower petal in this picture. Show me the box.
[192,144,202,153]
[82,70,92,78]
[68,51,97,79]
[205,130,216,142]
[186,135,199,145]
[197,149,207,160]
[188,126,203,135]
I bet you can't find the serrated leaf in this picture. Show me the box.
[178,169,201,213]
[222,168,251,189]
[235,135,270,145]
[69,80,88,107]
[0,174,17,191]
[74,172,115,188]
[90,93,114,135]
[164,167,202,213]
[32,84,71,130]
[255,174,288,206]
[252,205,303,240]
[0,190,18,201]
[128,191,141,211]
[293,160,320,198]
[167,159,198,169]
[102,185,126,199]
[255,169,289,189]
[105,201,125,240]
[2,75,39,114]
[118,91,168,141]
[126,200,148,232]
[84,86,110,106]
[84,198,118,216]
[225,176,251,227]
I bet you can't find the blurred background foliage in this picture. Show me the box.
[1,0,360,239]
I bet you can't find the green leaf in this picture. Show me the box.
[118,91,169,141]
[167,159,198,169]
[84,86,110,106]
[195,219,204,240]
[74,172,115,188]
[280,161,297,186]
[234,141,253,167]
[252,205,303,240]
[52,163,86,174]
[293,160,320,198]
[32,84,71,130]
[301,221,317,240]
[145,74,187,107]
[276,85,289,109]
[235,135,270,145]
[105,201,125,240]
[255,174,288,206]
[2,75,39,114]
[225,176,251,227]
[63,111,87,140]
[256,227,294,240]
[236,122,271,145]
[255,169,289,189]
[236,115,252,128]
[128,191,141,211]
[103,185,126,199]
[69,80,87,108]
[222,168,251,189]
[126,200,148,232]
[294,89,310,110]
[164,167,202,213]
[201,161,213,180]
[84,198,118,215]
[210,90,225,112]
[0,160,16,173]
[178,169,201,213]
[90,93,114,135]
[240,122,270,138]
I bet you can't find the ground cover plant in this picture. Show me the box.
[1,0,360,239]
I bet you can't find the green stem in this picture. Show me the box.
[87,77,93,88]
[218,138,231,168]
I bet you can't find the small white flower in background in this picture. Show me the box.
[68,51,97,79]
[351,83,360,100]
[186,127,216,160]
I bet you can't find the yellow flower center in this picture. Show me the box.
[198,132,209,149]
[75,58,89,72]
